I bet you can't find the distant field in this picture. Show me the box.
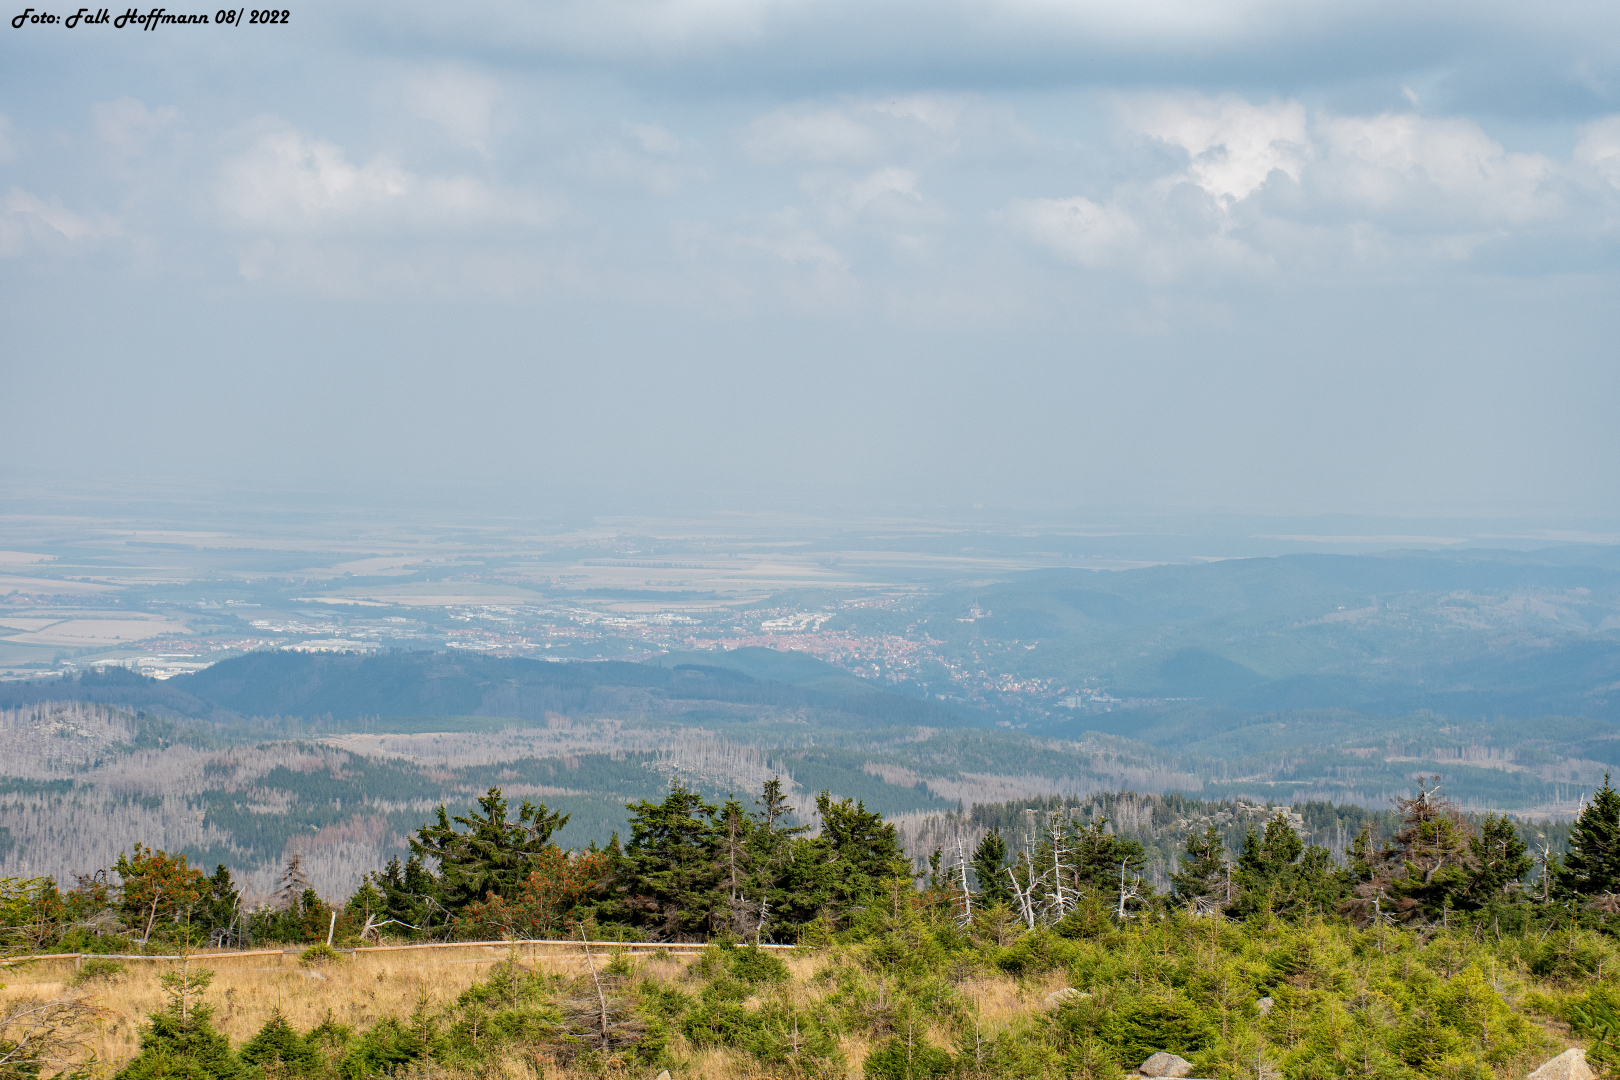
[0,616,192,647]
[0,576,119,595]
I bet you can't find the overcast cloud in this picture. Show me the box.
[3,1,1618,516]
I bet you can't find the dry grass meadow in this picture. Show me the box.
[0,944,1064,1080]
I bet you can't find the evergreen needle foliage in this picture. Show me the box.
[9,774,1620,1080]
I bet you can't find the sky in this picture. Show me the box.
[4,0,1620,519]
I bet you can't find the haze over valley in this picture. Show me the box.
[0,500,1612,899]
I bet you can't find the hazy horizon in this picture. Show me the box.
[7,1,1620,516]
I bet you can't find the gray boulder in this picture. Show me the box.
[1526,1050,1594,1080]
[1138,1052,1194,1078]
[1045,987,1090,1006]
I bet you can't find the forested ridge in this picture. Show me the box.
[0,650,968,734]
[0,775,1618,1080]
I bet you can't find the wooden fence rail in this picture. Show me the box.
[0,938,795,966]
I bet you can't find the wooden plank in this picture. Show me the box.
[0,939,794,966]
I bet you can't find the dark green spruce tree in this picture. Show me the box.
[743,777,817,939]
[615,782,723,940]
[203,864,241,947]
[410,787,570,912]
[1171,824,1229,907]
[115,967,241,1080]
[813,792,906,924]
[971,829,1012,907]
[373,855,444,936]
[1067,817,1147,892]
[240,1009,322,1077]
[1463,814,1532,908]
[1555,773,1620,899]
[1229,812,1347,920]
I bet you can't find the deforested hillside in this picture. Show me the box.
[0,772,1614,1080]
[883,548,1620,721]
[0,701,1207,899]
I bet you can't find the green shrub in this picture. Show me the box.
[457,959,551,1010]
[864,1036,955,1080]
[1096,990,1217,1067]
[70,957,125,985]
[639,982,694,1021]
[993,931,1080,976]
[299,943,346,965]
[1394,1007,1471,1071]
[863,929,953,978]
[1052,895,1115,940]
[684,997,840,1073]
[699,974,752,1003]
[336,1018,428,1080]
[682,999,757,1048]
[114,1005,241,1080]
[1514,928,1620,984]
[728,945,789,985]
[240,1009,323,1077]
[1569,984,1620,1069]
[307,1011,355,1058]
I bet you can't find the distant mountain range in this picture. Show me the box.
[0,646,969,736]
[894,547,1620,723]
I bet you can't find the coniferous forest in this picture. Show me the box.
[0,774,1616,1080]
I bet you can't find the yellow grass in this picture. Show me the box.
[0,945,1060,1080]
[0,946,631,1075]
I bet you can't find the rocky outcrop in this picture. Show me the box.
[1526,1049,1594,1080]
[1137,1052,1195,1078]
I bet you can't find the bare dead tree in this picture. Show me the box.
[1115,861,1142,920]
[578,924,609,1043]
[138,885,163,946]
[954,833,974,925]
[274,851,313,911]
[1048,812,1069,918]
[0,994,104,1077]
[1005,835,1039,931]
[1533,838,1557,904]
[358,913,416,943]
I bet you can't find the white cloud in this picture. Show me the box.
[625,122,683,156]
[1128,93,1308,203]
[1004,94,1582,281]
[401,67,501,154]
[742,94,1008,168]
[797,165,941,252]
[1314,112,1554,226]
[870,95,964,136]
[1574,115,1620,188]
[1123,96,1554,230]
[731,209,862,310]
[220,124,406,222]
[1001,195,1138,268]
[574,123,698,194]
[740,220,847,270]
[845,165,921,210]
[1,188,122,255]
[91,97,179,157]
[744,106,880,164]
[217,120,557,233]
